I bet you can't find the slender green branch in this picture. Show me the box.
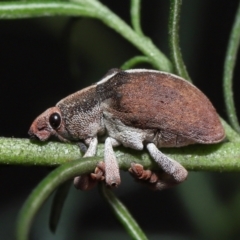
[223,1,240,133]
[0,138,81,165]
[168,0,191,81]
[121,56,153,70]
[0,0,172,72]
[130,0,144,36]
[1,137,240,172]
[0,1,91,18]
[100,184,148,240]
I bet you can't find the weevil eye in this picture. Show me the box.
[49,112,61,129]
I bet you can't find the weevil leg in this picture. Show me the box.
[83,137,98,157]
[104,137,121,187]
[74,137,121,190]
[146,143,188,188]
[74,137,100,190]
[76,142,88,154]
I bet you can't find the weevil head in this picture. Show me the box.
[28,107,69,142]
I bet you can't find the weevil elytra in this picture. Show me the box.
[29,69,225,190]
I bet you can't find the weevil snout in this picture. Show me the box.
[28,128,39,140]
[28,107,63,141]
[28,119,51,141]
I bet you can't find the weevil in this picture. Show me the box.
[28,69,225,190]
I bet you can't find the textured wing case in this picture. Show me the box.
[97,70,224,143]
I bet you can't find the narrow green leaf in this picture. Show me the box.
[0,2,92,19]
[130,0,144,36]
[168,0,191,81]
[223,1,240,133]
[100,184,148,240]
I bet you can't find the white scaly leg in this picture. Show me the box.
[147,143,188,186]
[104,137,121,187]
[74,137,98,190]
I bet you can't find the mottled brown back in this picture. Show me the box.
[97,70,225,143]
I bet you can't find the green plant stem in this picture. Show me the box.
[121,56,152,70]
[0,0,172,72]
[169,0,191,81]
[100,184,148,240]
[223,1,240,133]
[1,137,240,172]
[130,0,144,36]
[0,138,81,165]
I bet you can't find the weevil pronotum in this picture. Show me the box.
[29,69,225,190]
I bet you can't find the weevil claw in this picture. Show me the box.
[74,162,106,190]
[129,163,181,190]
[91,161,105,181]
[129,163,152,180]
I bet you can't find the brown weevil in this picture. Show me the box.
[29,69,225,190]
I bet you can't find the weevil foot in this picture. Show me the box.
[129,163,182,190]
[91,161,105,181]
[129,163,159,188]
[129,163,155,181]
[74,162,106,190]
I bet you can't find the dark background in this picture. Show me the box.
[1,1,240,239]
